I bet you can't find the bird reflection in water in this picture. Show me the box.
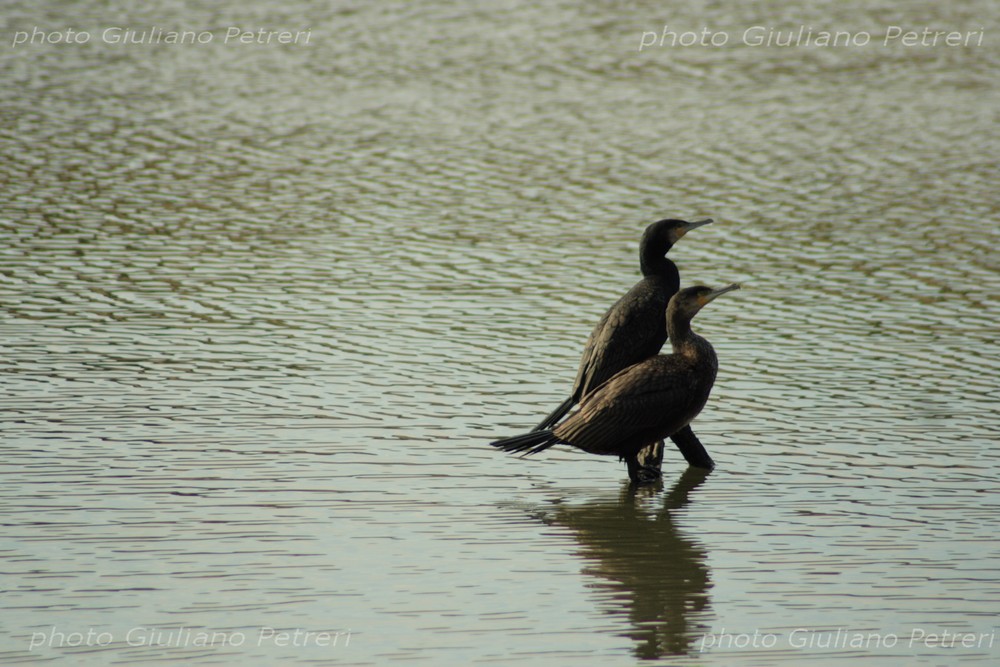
[518,468,712,660]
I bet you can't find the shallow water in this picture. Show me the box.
[2,1,999,665]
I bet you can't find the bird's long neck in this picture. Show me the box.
[640,243,678,282]
[666,307,709,358]
[667,310,694,350]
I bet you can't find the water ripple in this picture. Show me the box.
[2,0,999,665]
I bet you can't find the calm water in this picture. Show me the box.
[2,1,999,665]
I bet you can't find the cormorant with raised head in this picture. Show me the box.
[533,217,715,470]
[493,283,740,484]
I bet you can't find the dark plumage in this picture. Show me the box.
[532,217,714,470]
[493,284,739,483]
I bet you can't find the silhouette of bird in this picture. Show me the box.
[533,218,715,470]
[493,283,739,483]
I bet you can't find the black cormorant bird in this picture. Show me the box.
[493,283,739,484]
[533,218,714,470]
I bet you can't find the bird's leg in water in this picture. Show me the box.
[626,453,662,485]
[670,426,715,470]
[636,440,664,472]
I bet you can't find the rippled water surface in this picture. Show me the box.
[2,1,999,665]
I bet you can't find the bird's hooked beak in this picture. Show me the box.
[675,218,713,241]
[700,282,741,306]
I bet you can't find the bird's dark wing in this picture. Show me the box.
[556,356,696,456]
[570,303,616,399]
[572,280,669,398]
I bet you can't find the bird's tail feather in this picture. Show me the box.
[491,429,560,456]
[532,396,575,431]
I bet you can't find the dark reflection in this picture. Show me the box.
[526,469,712,659]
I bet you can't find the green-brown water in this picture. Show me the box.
[2,1,998,665]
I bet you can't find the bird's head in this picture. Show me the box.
[643,217,713,252]
[669,283,741,321]
[640,218,712,277]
